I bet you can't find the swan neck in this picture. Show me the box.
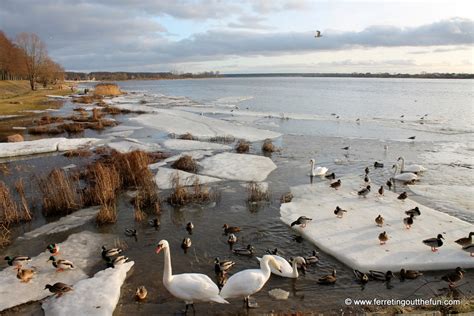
[392,164,398,177]
[260,258,273,278]
[399,158,405,170]
[291,260,299,278]
[163,247,173,284]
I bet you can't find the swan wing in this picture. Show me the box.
[314,166,328,175]
[220,269,268,298]
[169,273,224,303]
[404,164,426,172]
[394,173,418,181]
[258,255,293,277]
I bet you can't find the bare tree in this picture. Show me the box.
[15,32,47,90]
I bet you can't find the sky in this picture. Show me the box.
[0,0,473,74]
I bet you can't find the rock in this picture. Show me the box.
[7,134,24,142]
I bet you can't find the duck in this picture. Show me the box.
[125,228,137,237]
[353,269,369,284]
[441,267,465,286]
[46,244,60,255]
[364,167,370,175]
[227,234,237,248]
[265,248,279,255]
[408,136,416,140]
[386,179,392,190]
[405,207,421,217]
[423,234,444,252]
[216,271,228,290]
[48,256,75,271]
[397,192,408,201]
[375,215,384,227]
[378,186,384,196]
[403,214,415,229]
[101,246,123,260]
[290,216,312,228]
[106,255,129,268]
[135,286,148,301]
[304,250,320,265]
[454,232,474,247]
[374,161,384,168]
[186,222,194,234]
[309,159,328,176]
[334,206,347,218]
[222,224,241,235]
[232,244,255,256]
[378,231,389,245]
[369,270,395,282]
[341,146,350,150]
[4,256,31,267]
[325,172,336,180]
[318,269,337,285]
[214,258,235,274]
[391,164,419,183]
[364,175,370,184]
[462,244,474,257]
[181,238,192,253]
[155,240,228,312]
[16,266,36,283]
[45,282,73,298]
[220,255,282,307]
[149,218,160,229]
[397,157,426,174]
[257,255,305,278]
[330,179,341,190]
[399,268,423,281]
[358,185,371,198]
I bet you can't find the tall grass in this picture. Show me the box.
[0,181,20,225]
[39,169,82,216]
[247,181,269,202]
[14,179,32,222]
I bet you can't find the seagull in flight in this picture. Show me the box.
[315,30,322,38]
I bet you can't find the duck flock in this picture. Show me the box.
[2,154,473,313]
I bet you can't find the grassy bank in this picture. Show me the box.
[0,81,71,115]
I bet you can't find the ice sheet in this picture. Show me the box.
[280,177,474,271]
[154,167,221,190]
[107,138,161,153]
[0,138,100,158]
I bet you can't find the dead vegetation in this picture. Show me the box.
[208,135,235,143]
[39,169,82,216]
[262,139,277,153]
[235,140,250,153]
[37,115,64,125]
[0,164,10,176]
[94,83,122,96]
[63,149,92,158]
[0,181,20,225]
[0,224,11,248]
[83,162,121,206]
[102,106,131,115]
[96,203,117,225]
[167,175,214,206]
[171,155,197,173]
[28,125,64,135]
[58,123,84,134]
[14,179,32,222]
[280,192,293,203]
[247,182,270,203]
[178,133,196,140]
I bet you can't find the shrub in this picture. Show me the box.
[247,182,269,203]
[58,123,84,134]
[280,192,293,203]
[94,83,122,96]
[171,155,197,173]
[235,140,250,153]
[178,133,195,140]
[262,139,277,153]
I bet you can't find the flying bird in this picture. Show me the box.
[315,30,322,38]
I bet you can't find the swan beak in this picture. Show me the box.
[155,245,163,254]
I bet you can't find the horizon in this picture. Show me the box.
[1,0,473,74]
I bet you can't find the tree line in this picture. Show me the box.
[66,71,221,81]
[0,31,64,90]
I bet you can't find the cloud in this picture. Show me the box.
[227,15,273,30]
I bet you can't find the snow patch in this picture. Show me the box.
[163,139,231,151]
[107,138,160,153]
[154,167,221,190]
[0,138,100,158]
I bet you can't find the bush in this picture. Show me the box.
[247,182,269,203]
[262,139,277,153]
[94,83,122,96]
[235,140,250,153]
[171,155,197,173]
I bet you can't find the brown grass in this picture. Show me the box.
[94,83,122,96]
[0,224,11,248]
[262,139,277,153]
[92,108,101,121]
[63,149,92,158]
[235,140,250,153]
[208,136,235,143]
[280,192,293,203]
[14,179,32,222]
[247,182,269,202]
[73,95,95,104]
[103,106,131,115]
[167,175,214,206]
[0,164,10,176]
[39,169,82,216]
[191,178,213,203]
[167,175,189,206]
[110,150,151,187]
[37,115,64,125]
[96,202,117,225]
[58,123,84,134]
[171,155,197,173]
[28,125,64,135]
[178,133,195,140]
[0,181,20,225]
[83,162,121,206]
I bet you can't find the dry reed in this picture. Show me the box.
[83,162,121,206]
[14,179,32,222]
[262,139,277,153]
[235,140,250,153]
[247,182,270,202]
[280,192,293,203]
[0,224,11,248]
[171,155,197,173]
[28,125,64,135]
[0,181,20,225]
[58,123,84,134]
[0,164,10,176]
[167,175,214,206]
[39,169,82,216]
[63,149,92,158]
[178,133,195,140]
[96,202,117,225]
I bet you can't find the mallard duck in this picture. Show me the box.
[45,282,73,297]
[330,179,341,190]
[374,161,384,168]
[48,256,75,271]
[325,172,335,180]
[462,244,474,257]
[148,218,160,229]
[397,192,408,201]
[353,269,369,284]
[369,270,394,282]
[378,231,388,245]
[375,215,384,227]
[403,214,415,229]
[216,271,228,290]
[386,179,392,190]
[378,186,384,196]
[214,258,235,274]
[46,244,60,255]
[441,267,465,286]
[106,255,129,268]
[364,167,370,175]
[290,216,312,228]
[318,269,337,285]
[4,256,31,267]
[364,175,370,184]
[334,206,347,218]
[266,248,279,255]
[358,185,371,198]
[101,246,123,260]
[16,266,36,283]
[405,207,421,217]
[222,224,241,235]
[125,228,137,237]
[304,250,319,265]
[455,232,474,247]
[232,244,255,256]
[135,286,147,301]
[227,233,237,248]
[399,268,423,281]
[181,238,192,253]
[423,234,444,252]
[186,222,194,234]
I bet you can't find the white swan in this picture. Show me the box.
[155,240,228,312]
[391,164,419,182]
[310,159,328,176]
[220,255,282,306]
[256,255,305,278]
[398,156,426,174]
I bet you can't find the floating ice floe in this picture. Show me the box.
[19,207,100,240]
[0,231,110,312]
[421,142,473,167]
[156,150,214,168]
[154,167,221,190]
[132,109,281,142]
[0,138,100,158]
[409,185,474,214]
[280,177,474,271]
[162,139,231,151]
[199,153,277,182]
[42,262,134,316]
[107,138,160,153]
[46,95,69,99]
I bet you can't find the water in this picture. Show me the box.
[1,77,473,314]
